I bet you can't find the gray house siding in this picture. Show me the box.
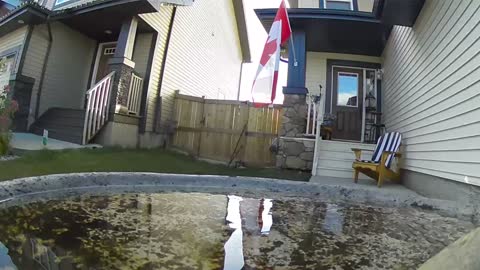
[28,22,96,120]
[0,26,28,76]
[22,24,50,126]
[382,0,480,185]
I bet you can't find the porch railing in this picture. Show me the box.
[127,73,144,115]
[82,71,115,145]
[306,94,321,137]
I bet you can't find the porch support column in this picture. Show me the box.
[280,29,308,137]
[108,17,138,114]
[275,29,312,171]
[283,29,307,95]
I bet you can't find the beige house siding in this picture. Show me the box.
[33,22,96,119]
[139,6,174,132]
[0,26,28,75]
[298,0,320,8]
[157,0,243,128]
[305,52,382,95]
[382,0,480,185]
[305,52,382,123]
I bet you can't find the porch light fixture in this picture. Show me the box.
[17,20,24,24]
[104,30,112,35]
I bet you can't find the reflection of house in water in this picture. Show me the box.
[14,238,74,270]
[322,204,345,235]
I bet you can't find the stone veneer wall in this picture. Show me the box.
[275,93,314,171]
[279,94,307,137]
[276,137,315,171]
[108,63,134,114]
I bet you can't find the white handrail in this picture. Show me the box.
[127,73,144,115]
[82,71,115,145]
[306,94,321,137]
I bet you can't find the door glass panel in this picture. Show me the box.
[325,1,352,10]
[337,73,358,107]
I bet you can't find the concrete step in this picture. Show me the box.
[30,108,86,145]
[316,166,370,180]
[317,150,374,161]
[318,140,376,152]
[317,158,354,170]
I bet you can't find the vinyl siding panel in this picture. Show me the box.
[382,0,480,186]
[0,26,28,75]
[139,6,174,132]
[36,22,96,117]
[298,0,320,8]
[157,0,243,129]
[22,24,50,125]
[132,33,154,78]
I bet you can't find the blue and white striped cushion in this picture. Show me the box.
[371,132,402,168]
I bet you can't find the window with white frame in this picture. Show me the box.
[323,0,354,10]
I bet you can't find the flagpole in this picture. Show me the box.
[284,2,298,67]
[289,33,298,67]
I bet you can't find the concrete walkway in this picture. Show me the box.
[11,133,101,151]
[310,175,418,199]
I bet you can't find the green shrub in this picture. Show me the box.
[0,84,18,156]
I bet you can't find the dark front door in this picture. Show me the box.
[331,67,364,141]
[95,43,117,84]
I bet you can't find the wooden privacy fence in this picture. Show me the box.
[172,92,283,167]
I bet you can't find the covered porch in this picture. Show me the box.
[255,1,424,176]
[26,0,163,147]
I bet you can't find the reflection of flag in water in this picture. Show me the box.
[251,0,292,105]
[224,195,244,270]
[258,199,273,235]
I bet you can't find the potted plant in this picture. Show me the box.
[322,113,337,127]
[0,85,18,156]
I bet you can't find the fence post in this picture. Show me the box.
[195,95,206,158]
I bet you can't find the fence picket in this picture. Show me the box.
[172,93,283,167]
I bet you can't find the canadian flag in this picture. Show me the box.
[252,0,292,105]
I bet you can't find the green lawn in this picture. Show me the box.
[0,148,310,182]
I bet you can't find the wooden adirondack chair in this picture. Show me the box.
[351,132,402,187]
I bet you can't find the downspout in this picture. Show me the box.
[34,19,53,120]
[153,6,176,133]
[236,61,244,101]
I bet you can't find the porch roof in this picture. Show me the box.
[53,0,159,42]
[256,8,389,57]
[0,2,49,38]
[255,0,424,57]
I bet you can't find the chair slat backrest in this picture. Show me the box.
[371,132,402,168]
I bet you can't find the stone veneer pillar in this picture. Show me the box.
[107,17,138,115]
[274,28,314,170]
[279,94,308,137]
[108,63,134,114]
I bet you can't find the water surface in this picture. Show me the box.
[0,193,473,269]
